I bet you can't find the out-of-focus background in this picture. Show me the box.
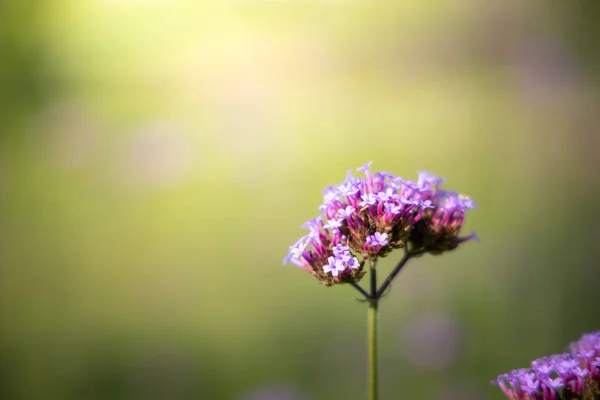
[1,0,599,399]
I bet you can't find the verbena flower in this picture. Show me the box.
[283,162,476,286]
[493,331,600,400]
[409,176,478,255]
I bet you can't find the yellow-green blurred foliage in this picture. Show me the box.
[1,1,599,399]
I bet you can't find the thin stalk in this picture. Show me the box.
[368,299,378,400]
[368,258,378,400]
[349,280,371,300]
[376,247,412,299]
[369,258,377,300]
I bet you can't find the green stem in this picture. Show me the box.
[376,246,414,299]
[368,298,378,400]
[368,258,378,400]
[349,279,371,300]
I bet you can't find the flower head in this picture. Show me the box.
[409,187,478,255]
[493,330,600,399]
[284,163,476,285]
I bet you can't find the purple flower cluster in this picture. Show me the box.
[494,331,600,400]
[283,162,476,286]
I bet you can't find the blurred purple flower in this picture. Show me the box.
[493,330,600,399]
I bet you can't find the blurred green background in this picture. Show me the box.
[1,0,599,399]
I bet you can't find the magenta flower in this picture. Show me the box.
[283,162,476,286]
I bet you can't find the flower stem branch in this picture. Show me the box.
[349,280,371,300]
[375,246,413,299]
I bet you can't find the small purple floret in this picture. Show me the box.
[323,256,345,277]
[367,232,389,247]
[337,206,356,218]
[359,193,377,207]
[578,350,596,359]
[384,202,401,215]
[545,377,564,390]
[325,218,343,230]
[357,161,373,173]
[338,182,359,197]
